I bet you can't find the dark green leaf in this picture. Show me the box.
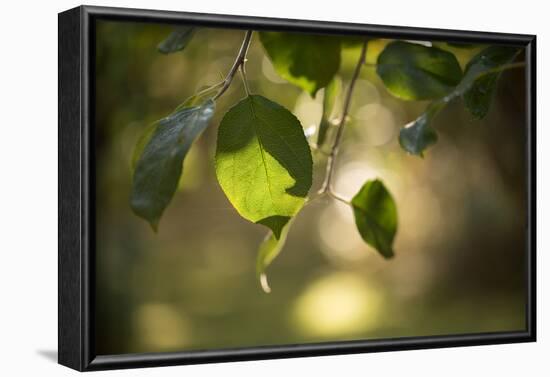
[157,26,195,54]
[399,102,443,156]
[351,179,397,258]
[256,218,293,293]
[317,77,341,146]
[398,46,521,156]
[215,95,312,236]
[462,46,520,119]
[131,123,157,173]
[131,100,215,230]
[377,41,463,100]
[259,32,341,96]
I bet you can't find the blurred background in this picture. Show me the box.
[94,20,527,355]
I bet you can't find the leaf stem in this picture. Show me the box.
[213,30,253,101]
[476,61,526,77]
[240,64,251,95]
[319,40,368,196]
[327,190,352,205]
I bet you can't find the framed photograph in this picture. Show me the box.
[58,5,536,371]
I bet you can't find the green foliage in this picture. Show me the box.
[351,179,397,258]
[131,123,157,172]
[399,102,443,156]
[256,218,293,293]
[131,100,215,230]
[462,46,520,119]
[128,29,523,291]
[259,32,341,96]
[157,26,195,54]
[377,41,463,100]
[399,45,520,155]
[317,77,341,147]
[215,95,313,237]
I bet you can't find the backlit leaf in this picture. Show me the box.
[317,76,341,147]
[259,32,341,96]
[377,41,462,100]
[351,179,397,258]
[256,218,293,293]
[215,95,312,237]
[131,100,215,230]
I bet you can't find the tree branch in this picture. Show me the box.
[319,40,368,195]
[213,30,253,101]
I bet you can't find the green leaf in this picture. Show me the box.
[131,123,157,173]
[399,102,443,156]
[377,41,463,100]
[398,46,521,156]
[256,218,293,293]
[351,179,397,258]
[215,95,313,236]
[259,32,341,96]
[157,26,195,54]
[317,76,341,146]
[131,100,215,230]
[462,46,520,119]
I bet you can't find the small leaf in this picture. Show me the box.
[157,26,195,54]
[256,218,293,293]
[317,76,341,147]
[131,100,215,230]
[399,102,443,156]
[215,95,312,236]
[351,179,397,258]
[259,32,341,96]
[377,41,463,100]
[462,46,520,119]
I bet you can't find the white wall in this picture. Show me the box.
[0,0,546,375]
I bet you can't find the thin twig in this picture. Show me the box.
[319,40,368,195]
[213,30,253,101]
[239,64,251,95]
[327,190,352,205]
[476,62,526,77]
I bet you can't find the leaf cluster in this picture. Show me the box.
[130,29,522,291]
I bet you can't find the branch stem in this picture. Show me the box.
[213,30,253,100]
[319,40,368,195]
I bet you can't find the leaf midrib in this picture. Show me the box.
[247,98,277,214]
[246,97,309,215]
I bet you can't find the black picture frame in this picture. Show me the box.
[58,5,537,372]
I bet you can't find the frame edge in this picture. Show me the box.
[58,5,85,372]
